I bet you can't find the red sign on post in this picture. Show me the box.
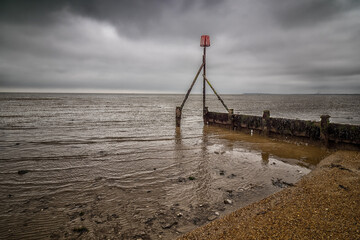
[200,35,210,47]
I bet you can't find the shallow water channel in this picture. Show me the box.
[1,127,329,240]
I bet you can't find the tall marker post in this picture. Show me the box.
[200,35,210,123]
[176,35,230,128]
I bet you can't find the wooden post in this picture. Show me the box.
[200,35,210,123]
[262,110,270,136]
[176,107,182,127]
[204,107,209,124]
[203,47,206,122]
[228,109,234,130]
[320,115,330,147]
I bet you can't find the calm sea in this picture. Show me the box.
[0,93,359,239]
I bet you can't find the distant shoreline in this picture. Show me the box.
[0,91,359,95]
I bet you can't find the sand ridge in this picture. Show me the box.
[179,150,360,240]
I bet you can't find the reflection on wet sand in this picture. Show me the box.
[261,152,270,165]
[203,125,330,168]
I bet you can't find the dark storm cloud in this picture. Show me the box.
[0,0,220,21]
[269,0,360,27]
[0,0,218,35]
[0,0,360,93]
[0,1,62,24]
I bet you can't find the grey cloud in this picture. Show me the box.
[0,0,360,94]
[269,0,360,28]
[0,0,220,38]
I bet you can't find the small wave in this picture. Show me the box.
[0,127,38,130]
[29,140,97,145]
[0,155,90,162]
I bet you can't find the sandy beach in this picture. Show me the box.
[179,150,360,239]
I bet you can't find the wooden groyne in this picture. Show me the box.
[204,110,360,148]
[176,35,359,148]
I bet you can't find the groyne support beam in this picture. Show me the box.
[203,75,230,113]
[176,63,204,128]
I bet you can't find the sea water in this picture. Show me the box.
[0,93,359,239]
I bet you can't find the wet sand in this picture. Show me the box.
[1,120,329,239]
[178,150,360,239]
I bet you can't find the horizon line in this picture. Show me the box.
[0,91,359,95]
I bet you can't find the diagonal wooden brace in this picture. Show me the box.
[203,75,230,113]
[176,63,205,127]
[180,63,205,110]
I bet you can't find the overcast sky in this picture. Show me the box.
[0,0,359,94]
